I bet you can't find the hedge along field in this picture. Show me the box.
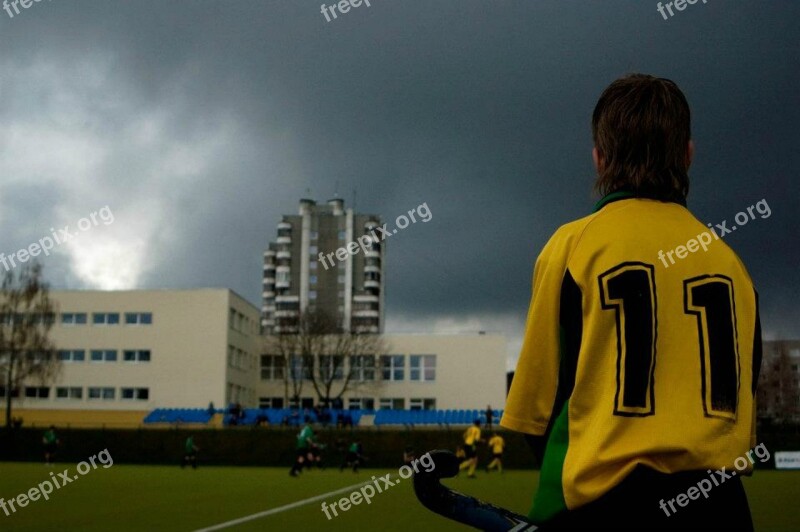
[0,427,540,469]
[2,425,797,468]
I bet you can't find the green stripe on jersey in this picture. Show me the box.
[530,402,569,523]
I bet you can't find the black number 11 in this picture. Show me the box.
[599,263,740,420]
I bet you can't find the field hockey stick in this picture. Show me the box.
[413,450,538,531]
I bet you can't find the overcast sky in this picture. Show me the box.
[0,1,797,368]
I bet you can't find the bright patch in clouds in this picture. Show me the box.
[0,55,240,290]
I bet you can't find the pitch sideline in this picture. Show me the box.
[192,479,376,531]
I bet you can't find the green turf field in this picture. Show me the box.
[0,462,798,531]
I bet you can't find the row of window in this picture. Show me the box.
[258,396,436,410]
[260,354,436,382]
[57,349,151,363]
[228,345,255,371]
[227,382,254,405]
[60,312,152,325]
[1,386,149,401]
[229,308,257,334]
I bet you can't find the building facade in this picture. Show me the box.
[757,339,800,424]
[262,198,385,334]
[256,333,507,411]
[6,289,261,414]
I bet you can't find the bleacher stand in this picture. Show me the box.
[143,407,502,428]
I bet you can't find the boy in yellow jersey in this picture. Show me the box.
[459,420,482,478]
[501,74,762,530]
[486,433,505,473]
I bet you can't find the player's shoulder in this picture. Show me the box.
[537,212,602,264]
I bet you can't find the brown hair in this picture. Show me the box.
[592,74,691,202]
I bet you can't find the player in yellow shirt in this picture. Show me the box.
[501,74,761,530]
[486,433,505,473]
[458,420,482,478]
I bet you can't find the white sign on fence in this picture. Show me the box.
[775,451,800,469]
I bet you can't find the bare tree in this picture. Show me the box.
[0,262,59,428]
[264,309,386,407]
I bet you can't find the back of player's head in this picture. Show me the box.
[592,73,691,203]
[474,419,480,426]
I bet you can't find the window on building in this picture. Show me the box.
[258,397,285,408]
[309,245,318,255]
[379,398,405,410]
[58,349,85,362]
[310,231,318,240]
[349,397,375,410]
[410,398,437,410]
[260,355,285,380]
[338,231,346,240]
[290,355,311,380]
[309,261,317,270]
[288,397,315,409]
[56,387,83,400]
[92,312,119,325]
[92,313,120,325]
[319,355,344,381]
[88,387,116,400]
[90,350,118,362]
[351,355,376,381]
[125,312,152,325]
[123,350,151,363]
[61,313,88,325]
[410,355,436,382]
[380,355,405,381]
[24,386,49,399]
[309,275,318,285]
[121,388,149,400]
[309,290,317,300]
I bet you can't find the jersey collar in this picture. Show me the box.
[592,190,636,213]
[592,189,687,213]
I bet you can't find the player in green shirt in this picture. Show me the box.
[340,440,363,472]
[42,426,59,466]
[290,418,315,477]
[181,435,199,469]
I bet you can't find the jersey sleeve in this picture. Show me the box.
[501,227,574,436]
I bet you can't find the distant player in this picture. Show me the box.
[486,433,505,473]
[403,446,416,466]
[458,420,482,478]
[309,441,326,469]
[42,426,59,466]
[182,435,199,469]
[501,74,762,529]
[340,440,363,473]
[485,405,494,429]
[455,445,466,462]
[290,418,315,477]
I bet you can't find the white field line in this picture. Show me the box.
[192,479,376,531]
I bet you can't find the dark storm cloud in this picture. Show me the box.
[0,1,797,360]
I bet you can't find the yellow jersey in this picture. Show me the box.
[464,425,481,446]
[501,193,762,522]
[488,435,505,454]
